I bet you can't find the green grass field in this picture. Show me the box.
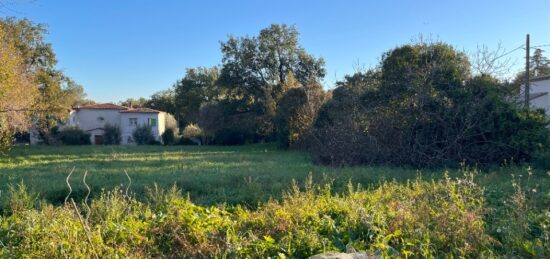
[1,144,549,257]
[1,144,547,209]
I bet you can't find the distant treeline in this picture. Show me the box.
[130,24,549,167]
[2,18,548,166]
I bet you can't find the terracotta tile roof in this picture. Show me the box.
[119,107,161,113]
[75,103,128,110]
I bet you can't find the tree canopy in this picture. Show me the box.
[311,42,549,167]
[0,17,87,148]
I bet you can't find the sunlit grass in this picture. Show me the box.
[1,144,548,210]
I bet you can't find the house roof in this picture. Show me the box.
[529,92,548,101]
[74,103,128,110]
[119,107,161,113]
[85,127,106,132]
[530,74,550,83]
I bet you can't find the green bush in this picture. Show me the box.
[103,124,121,145]
[214,128,249,145]
[161,128,177,145]
[58,126,91,145]
[1,172,548,258]
[132,125,155,145]
[275,84,325,149]
[311,43,550,167]
[182,123,202,139]
[533,150,550,170]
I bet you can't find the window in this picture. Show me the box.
[129,118,138,126]
[148,118,157,126]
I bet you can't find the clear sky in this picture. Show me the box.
[1,0,549,102]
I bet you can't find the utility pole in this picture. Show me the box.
[525,34,530,109]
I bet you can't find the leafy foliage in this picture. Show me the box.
[146,89,177,116]
[311,43,550,167]
[103,124,121,145]
[119,97,148,108]
[58,126,91,145]
[214,24,325,143]
[0,171,548,257]
[0,19,38,151]
[182,123,202,139]
[132,125,155,145]
[161,128,177,145]
[174,67,219,127]
[0,17,87,148]
[275,78,326,149]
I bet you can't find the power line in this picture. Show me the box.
[493,44,525,60]
[531,44,550,48]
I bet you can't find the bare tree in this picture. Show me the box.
[471,43,516,79]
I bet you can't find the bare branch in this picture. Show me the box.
[471,43,520,79]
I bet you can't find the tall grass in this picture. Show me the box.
[1,144,546,210]
[0,171,548,258]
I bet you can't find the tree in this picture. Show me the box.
[0,17,86,145]
[311,42,549,167]
[63,78,94,107]
[275,73,326,148]
[512,48,550,89]
[0,22,38,151]
[531,48,550,77]
[145,89,176,115]
[471,43,514,79]
[174,67,219,126]
[119,97,148,108]
[217,24,325,142]
[197,102,223,145]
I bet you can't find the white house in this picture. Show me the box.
[61,103,167,145]
[524,75,550,114]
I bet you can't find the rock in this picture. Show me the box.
[308,251,380,259]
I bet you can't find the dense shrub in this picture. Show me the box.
[311,43,550,167]
[181,123,202,145]
[102,124,121,145]
[161,128,177,145]
[275,83,325,149]
[182,123,202,139]
[58,126,91,145]
[197,102,223,144]
[214,128,249,145]
[132,125,155,145]
[1,172,548,257]
[164,114,178,132]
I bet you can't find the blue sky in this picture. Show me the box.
[2,0,549,102]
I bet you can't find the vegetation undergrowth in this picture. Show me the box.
[1,170,548,258]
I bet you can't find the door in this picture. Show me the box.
[94,135,104,145]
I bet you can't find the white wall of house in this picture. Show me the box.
[529,79,550,113]
[30,104,169,145]
[120,112,165,144]
[68,109,122,144]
